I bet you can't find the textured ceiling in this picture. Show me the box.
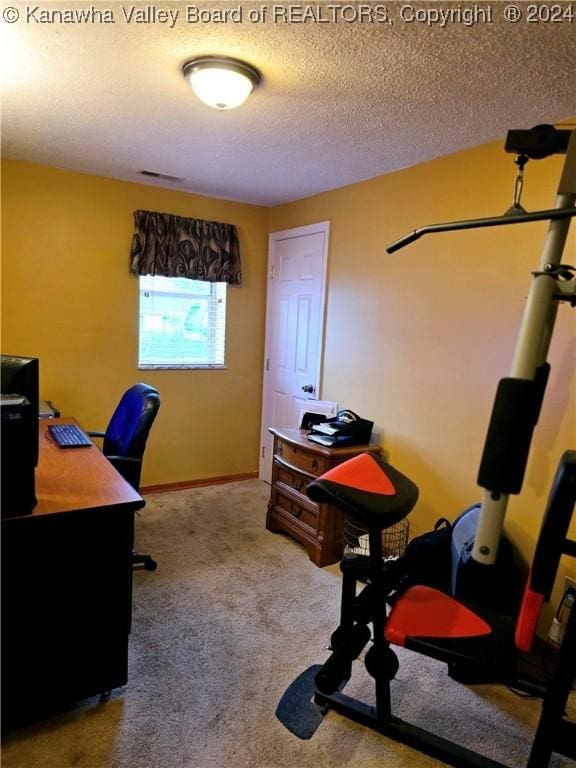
[2,2,575,206]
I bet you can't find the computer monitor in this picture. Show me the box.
[1,354,39,398]
[1,355,40,515]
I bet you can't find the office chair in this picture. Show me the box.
[89,383,161,571]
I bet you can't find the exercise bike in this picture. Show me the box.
[277,125,576,768]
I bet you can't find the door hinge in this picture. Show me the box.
[266,358,270,371]
[261,446,266,459]
[270,265,276,280]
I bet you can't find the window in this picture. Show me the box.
[138,276,227,369]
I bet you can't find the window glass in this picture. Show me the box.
[138,276,226,369]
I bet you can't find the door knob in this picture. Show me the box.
[302,384,314,393]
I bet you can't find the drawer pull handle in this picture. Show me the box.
[291,504,302,517]
[311,460,319,472]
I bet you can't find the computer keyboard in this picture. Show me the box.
[48,423,93,448]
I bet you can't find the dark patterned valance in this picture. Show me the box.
[130,209,241,284]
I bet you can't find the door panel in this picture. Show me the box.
[260,224,330,482]
[295,295,312,373]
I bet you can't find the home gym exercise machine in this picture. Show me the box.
[277,125,576,768]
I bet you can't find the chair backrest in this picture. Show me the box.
[515,450,576,652]
[102,383,160,487]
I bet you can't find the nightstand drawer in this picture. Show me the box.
[267,427,382,567]
[276,463,312,496]
[273,489,318,532]
[276,438,328,476]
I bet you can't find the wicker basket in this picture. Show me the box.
[343,515,409,560]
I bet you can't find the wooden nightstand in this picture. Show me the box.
[266,427,382,567]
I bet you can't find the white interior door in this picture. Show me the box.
[259,222,330,482]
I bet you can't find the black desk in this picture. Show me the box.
[1,418,145,728]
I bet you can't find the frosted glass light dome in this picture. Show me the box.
[182,57,261,111]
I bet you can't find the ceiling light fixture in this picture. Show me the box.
[182,56,261,111]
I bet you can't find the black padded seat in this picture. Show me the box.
[307,453,419,530]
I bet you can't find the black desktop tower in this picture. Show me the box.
[1,396,38,517]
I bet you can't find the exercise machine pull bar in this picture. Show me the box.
[386,207,576,254]
[385,125,575,566]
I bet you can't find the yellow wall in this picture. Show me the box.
[2,142,575,592]
[270,140,576,587]
[1,160,269,485]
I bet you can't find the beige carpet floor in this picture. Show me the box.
[1,479,574,768]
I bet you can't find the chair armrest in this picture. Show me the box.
[87,431,106,439]
[105,455,140,465]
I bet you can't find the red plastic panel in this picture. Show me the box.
[318,453,396,495]
[514,583,544,653]
[384,585,492,646]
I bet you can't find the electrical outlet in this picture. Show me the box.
[548,577,576,647]
[565,576,576,606]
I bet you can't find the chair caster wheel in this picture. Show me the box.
[144,559,157,571]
